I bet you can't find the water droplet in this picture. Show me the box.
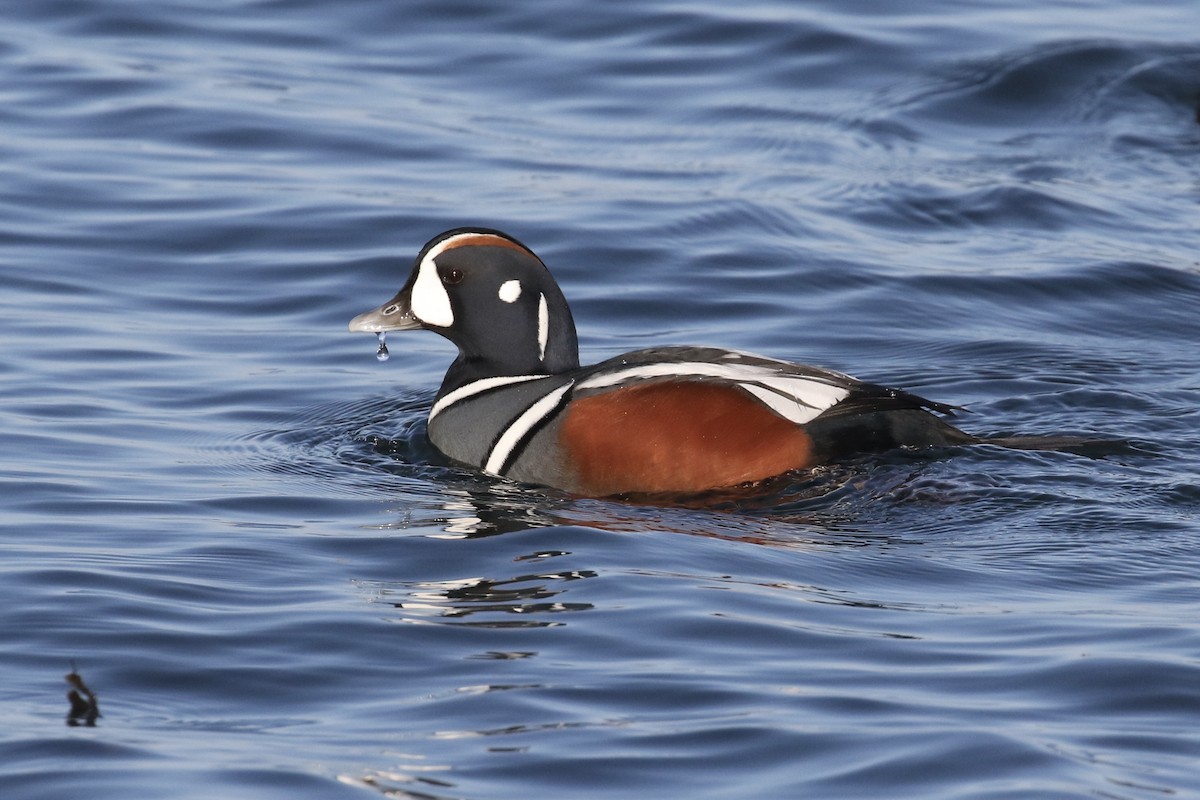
[375,331,390,362]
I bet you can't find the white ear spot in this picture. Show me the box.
[410,256,454,327]
[537,293,549,361]
[498,279,522,303]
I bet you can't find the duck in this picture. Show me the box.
[349,227,1094,497]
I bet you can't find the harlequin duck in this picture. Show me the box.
[349,228,1091,497]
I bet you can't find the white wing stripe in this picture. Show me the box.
[738,383,826,424]
[750,376,849,411]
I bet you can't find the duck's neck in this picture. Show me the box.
[438,328,580,397]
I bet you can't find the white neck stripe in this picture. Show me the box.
[537,293,549,362]
[429,374,549,421]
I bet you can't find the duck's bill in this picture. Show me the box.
[348,292,423,333]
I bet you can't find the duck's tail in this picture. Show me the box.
[971,433,1124,456]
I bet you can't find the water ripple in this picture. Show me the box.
[3,2,1200,800]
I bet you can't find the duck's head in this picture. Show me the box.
[349,228,580,390]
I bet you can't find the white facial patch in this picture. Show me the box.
[498,279,522,303]
[410,256,454,327]
[537,293,549,361]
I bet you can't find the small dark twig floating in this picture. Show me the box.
[350,228,1107,497]
[66,661,100,727]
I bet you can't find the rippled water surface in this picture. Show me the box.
[3,1,1199,798]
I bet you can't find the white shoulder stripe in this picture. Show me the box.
[484,380,575,475]
[429,374,549,421]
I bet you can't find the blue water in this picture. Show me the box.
[2,1,1199,798]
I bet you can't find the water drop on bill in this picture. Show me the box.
[375,331,389,362]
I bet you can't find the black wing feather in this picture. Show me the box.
[818,381,963,420]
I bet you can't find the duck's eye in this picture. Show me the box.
[441,268,464,285]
